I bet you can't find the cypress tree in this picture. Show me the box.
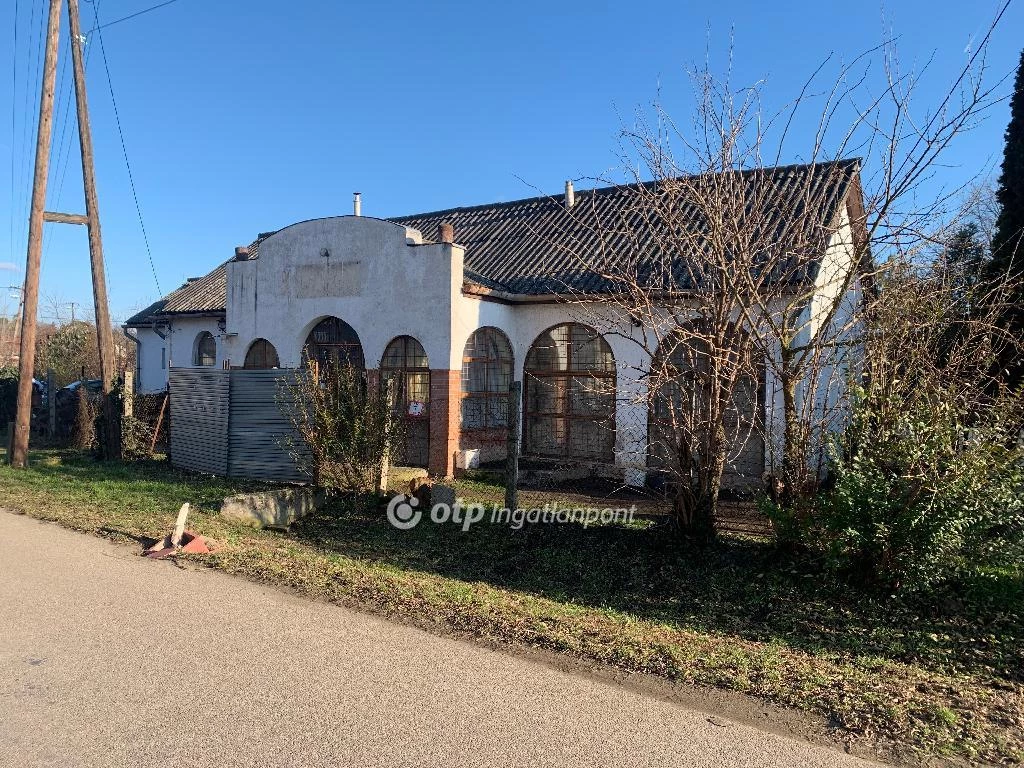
[990,49,1024,389]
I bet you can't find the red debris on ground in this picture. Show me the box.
[143,530,210,559]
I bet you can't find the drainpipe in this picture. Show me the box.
[122,326,141,387]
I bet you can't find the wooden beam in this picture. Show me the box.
[69,0,120,460]
[42,211,88,225]
[10,0,62,469]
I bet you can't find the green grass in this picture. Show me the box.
[1,449,1022,764]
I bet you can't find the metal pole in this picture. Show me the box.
[504,380,522,512]
[10,0,63,468]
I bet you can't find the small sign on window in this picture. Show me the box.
[407,400,426,417]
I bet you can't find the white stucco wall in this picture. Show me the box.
[223,216,461,371]
[764,202,861,477]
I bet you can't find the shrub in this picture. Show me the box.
[120,413,154,461]
[70,388,99,450]
[278,362,403,495]
[0,366,16,426]
[815,388,1024,590]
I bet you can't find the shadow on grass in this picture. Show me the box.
[13,450,275,511]
[288,496,1024,683]
[7,450,1020,685]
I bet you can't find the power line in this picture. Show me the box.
[84,0,182,34]
[16,0,42,265]
[47,31,74,211]
[9,0,18,262]
[46,3,101,252]
[92,3,162,296]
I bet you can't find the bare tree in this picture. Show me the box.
[545,7,1012,538]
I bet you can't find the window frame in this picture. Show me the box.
[193,331,216,367]
[243,338,280,369]
[523,323,616,461]
[460,327,514,432]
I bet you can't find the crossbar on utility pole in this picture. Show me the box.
[10,0,62,468]
[42,211,89,225]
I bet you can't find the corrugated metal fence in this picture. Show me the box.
[169,368,310,483]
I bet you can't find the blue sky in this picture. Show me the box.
[2,0,1022,322]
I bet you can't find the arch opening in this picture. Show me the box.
[523,323,615,461]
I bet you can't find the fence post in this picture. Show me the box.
[504,380,522,512]
[377,377,396,496]
[123,369,134,418]
[150,391,168,456]
[46,368,56,438]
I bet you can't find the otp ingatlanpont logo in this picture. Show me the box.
[385,493,422,530]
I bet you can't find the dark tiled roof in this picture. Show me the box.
[124,263,228,326]
[125,160,859,324]
[395,159,860,295]
[124,235,269,326]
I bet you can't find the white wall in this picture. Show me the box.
[133,316,230,394]
[764,201,861,477]
[224,216,461,371]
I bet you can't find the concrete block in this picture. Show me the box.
[431,484,457,510]
[220,488,326,529]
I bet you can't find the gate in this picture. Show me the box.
[168,368,309,482]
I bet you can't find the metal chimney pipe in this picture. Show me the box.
[565,180,575,208]
[353,192,362,216]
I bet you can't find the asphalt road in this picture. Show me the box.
[0,512,876,767]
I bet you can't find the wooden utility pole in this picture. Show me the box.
[68,0,115,392]
[10,0,122,466]
[10,0,62,468]
[68,0,119,459]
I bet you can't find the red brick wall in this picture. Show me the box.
[459,427,508,464]
[428,369,460,477]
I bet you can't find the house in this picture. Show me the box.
[124,160,865,483]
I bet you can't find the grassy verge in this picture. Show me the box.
[1,450,1021,764]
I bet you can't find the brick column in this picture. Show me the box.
[428,369,460,478]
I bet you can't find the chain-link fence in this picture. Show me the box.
[451,373,771,537]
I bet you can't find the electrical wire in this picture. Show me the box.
[92,3,162,295]
[9,0,19,263]
[16,0,42,264]
[84,0,182,34]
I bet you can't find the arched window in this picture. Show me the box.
[243,338,280,369]
[461,327,513,430]
[303,317,364,370]
[381,335,430,468]
[524,323,615,460]
[193,331,216,367]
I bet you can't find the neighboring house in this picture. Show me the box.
[124,160,866,482]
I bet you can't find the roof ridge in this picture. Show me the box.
[390,158,861,223]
